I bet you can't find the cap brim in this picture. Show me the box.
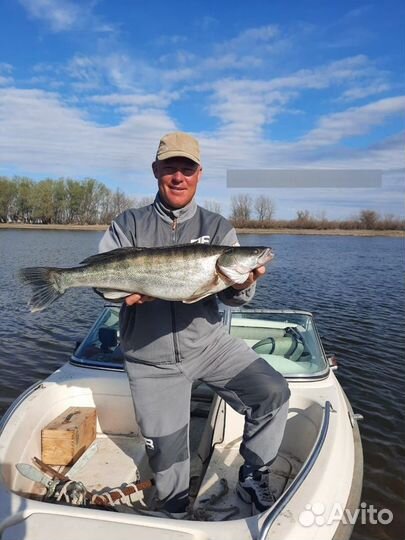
[156,150,201,165]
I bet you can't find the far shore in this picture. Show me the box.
[1,223,404,237]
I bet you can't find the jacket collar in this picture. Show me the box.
[153,193,197,224]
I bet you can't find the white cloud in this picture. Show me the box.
[158,50,196,66]
[0,85,403,219]
[66,55,103,90]
[194,54,397,157]
[208,79,291,138]
[19,0,80,32]
[0,76,13,86]
[338,82,390,102]
[89,91,179,111]
[221,25,280,51]
[0,63,14,86]
[0,63,13,73]
[202,54,263,71]
[0,88,176,182]
[18,0,117,34]
[156,35,188,47]
[300,96,405,148]
[197,16,219,32]
[66,53,152,92]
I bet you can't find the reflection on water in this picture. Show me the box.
[0,229,404,539]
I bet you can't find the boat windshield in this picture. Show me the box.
[73,307,329,378]
[74,307,123,368]
[227,310,328,378]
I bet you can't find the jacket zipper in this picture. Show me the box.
[171,216,180,362]
[171,217,178,243]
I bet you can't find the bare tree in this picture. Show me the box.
[359,209,379,230]
[112,189,133,215]
[80,178,104,224]
[203,200,222,214]
[296,209,311,222]
[254,195,274,222]
[230,194,253,223]
[133,196,154,208]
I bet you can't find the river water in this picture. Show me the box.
[0,229,404,539]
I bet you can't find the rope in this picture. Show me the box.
[192,479,240,521]
[91,486,132,506]
[48,477,239,521]
[54,480,87,506]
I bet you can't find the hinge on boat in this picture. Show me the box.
[349,411,364,427]
[327,354,338,370]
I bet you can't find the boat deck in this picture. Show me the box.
[40,428,302,521]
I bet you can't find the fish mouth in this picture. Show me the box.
[257,248,274,266]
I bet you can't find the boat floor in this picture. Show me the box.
[30,421,302,521]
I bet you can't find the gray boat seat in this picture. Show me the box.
[99,327,118,352]
[253,333,304,362]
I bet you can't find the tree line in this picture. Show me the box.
[0,176,403,230]
[0,176,153,225]
[228,194,405,231]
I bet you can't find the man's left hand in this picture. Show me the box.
[231,265,266,291]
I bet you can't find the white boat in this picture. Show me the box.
[0,307,363,540]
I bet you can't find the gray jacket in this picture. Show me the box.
[99,194,256,364]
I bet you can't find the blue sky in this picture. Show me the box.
[0,0,404,219]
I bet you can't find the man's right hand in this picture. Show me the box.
[125,293,155,306]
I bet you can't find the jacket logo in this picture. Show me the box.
[191,235,210,244]
[144,438,155,450]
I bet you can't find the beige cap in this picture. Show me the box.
[155,131,201,164]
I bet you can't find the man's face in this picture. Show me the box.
[153,157,202,209]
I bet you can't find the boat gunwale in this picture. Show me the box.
[330,391,364,540]
[0,382,44,437]
[257,400,332,540]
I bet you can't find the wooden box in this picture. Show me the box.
[41,407,97,466]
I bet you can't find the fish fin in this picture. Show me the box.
[216,262,249,284]
[80,247,142,266]
[94,288,130,301]
[182,273,227,304]
[19,267,64,312]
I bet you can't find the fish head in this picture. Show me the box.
[217,246,274,284]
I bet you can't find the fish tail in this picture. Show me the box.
[19,267,66,312]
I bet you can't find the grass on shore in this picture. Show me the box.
[1,222,404,237]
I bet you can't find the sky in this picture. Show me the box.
[0,0,404,219]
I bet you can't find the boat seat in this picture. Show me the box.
[253,334,305,362]
[99,327,124,362]
[99,327,118,352]
[82,327,123,362]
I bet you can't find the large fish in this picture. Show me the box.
[19,244,273,312]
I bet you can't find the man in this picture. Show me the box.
[99,132,290,518]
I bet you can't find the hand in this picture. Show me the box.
[231,265,266,291]
[125,293,155,306]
